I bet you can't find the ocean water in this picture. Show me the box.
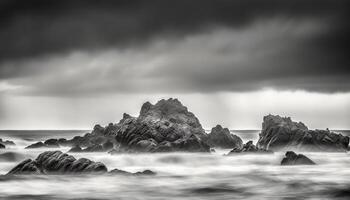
[0,130,349,200]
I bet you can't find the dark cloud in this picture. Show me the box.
[0,0,349,94]
[0,0,349,62]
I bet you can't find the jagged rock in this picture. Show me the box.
[84,144,104,152]
[205,125,243,149]
[24,98,210,153]
[115,98,210,152]
[0,138,15,146]
[281,151,316,165]
[227,141,272,155]
[7,151,156,176]
[0,143,5,149]
[25,142,47,149]
[8,151,107,175]
[257,115,350,152]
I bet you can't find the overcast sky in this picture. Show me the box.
[0,0,349,130]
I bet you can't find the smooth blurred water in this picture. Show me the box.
[0,130,349,200]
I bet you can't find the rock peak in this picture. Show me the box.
[262,114,308,131]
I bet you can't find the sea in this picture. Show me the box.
[0,130,349,200]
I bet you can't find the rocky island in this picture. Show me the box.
[257,114,349,152]
[205,125,243,149]
[24,98,210,153]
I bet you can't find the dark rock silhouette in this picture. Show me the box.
[257,114,349,152]
[281,151,316,165]
[24,98,210,152]
[68,145,83,152]
[115,98,209,152]
[109,169,156,176]
[8,151,107,175]
[0,143,5,149]
[7,151,156,176]
[205,125,243,149]
[25,142,47,149]
[0,138,15,146]
[25,123,118,151]
[44,139,60,147]
[227,141,272,154]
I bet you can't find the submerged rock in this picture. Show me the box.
[281,151,316,165]
[227,141,272,155]
[8,151,107,175]
[25,142,47,149]
[68,145,83,152]
[0,143,5,149]
[109,169,156,176]
[0,138,16,146]
[205,125,243,149]
[257,115,349,152]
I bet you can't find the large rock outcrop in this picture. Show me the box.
[281,151,316,165]
[257,115,349,152]
[115,98,210,152]
[8,151,107,175]
[24,98,210,153]
[205,125,243,149]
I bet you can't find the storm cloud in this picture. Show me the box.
[0,0,349,95]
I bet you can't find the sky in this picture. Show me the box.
[0,0,349,130]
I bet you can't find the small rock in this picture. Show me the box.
[25,142,46,149]
[281,151,316,165]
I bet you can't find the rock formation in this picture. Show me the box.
[257,114,349,152]
[8,151,107,175]
[7,151,156,176]
[205,125,243,149]
[0,143,5,149]
[25,124,117,151]
[227,141,272,154]
[115,98,209,152]
[24,98,210,152]
[281,151,316,165]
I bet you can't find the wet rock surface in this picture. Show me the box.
[7,151,108,175]
[115,98,210,152]
[7,151,156,176]
[205,125,243,149]
[257,115,349,152]
[227,141,272,155]
[281,151,316,165]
